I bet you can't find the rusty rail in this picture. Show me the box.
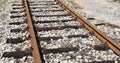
[23,0,120,63]
[24,0,42,63]
[55,0,120,56]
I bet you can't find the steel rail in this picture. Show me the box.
[55,0,120,56]
[24,0,42,63]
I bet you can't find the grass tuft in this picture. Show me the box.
[0,0,7,6]
[112,0,120,2]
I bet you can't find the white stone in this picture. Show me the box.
[69,51,74,54]
[21,45,28,51]
[115,28,120,31]
[76,55,82,59]
[115,61,118,63]
[66,56,71,59]
[10,60,14,63]
[60,60,67,63]
[85,59,89,62]
[92,50,95,52]
[22,56,26,61]
[54,59,59,62]
[0,60,3,63]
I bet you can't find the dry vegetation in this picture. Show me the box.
[0,0,7,6]
[112,0,120,2]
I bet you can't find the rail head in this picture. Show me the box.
[24,0,42,63]
[55,0,120,56]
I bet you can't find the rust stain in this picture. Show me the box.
[55,0,120,56]
[23,0,42,63]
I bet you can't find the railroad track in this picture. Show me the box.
[2,0,120,63]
